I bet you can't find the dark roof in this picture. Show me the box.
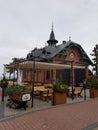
[26,40,92,65]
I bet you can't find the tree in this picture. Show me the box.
[91,44,98,77]
[8,57,25,81]
[11,57,25,64]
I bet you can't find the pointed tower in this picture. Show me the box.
[47,24,58,47]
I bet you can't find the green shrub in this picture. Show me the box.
[6,85,30,96]
[53,79,68,93]
[86,76,98,89]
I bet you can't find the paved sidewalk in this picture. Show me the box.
[0,98,98,130]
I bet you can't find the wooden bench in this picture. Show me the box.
[74,87,83,97]
[44,84,53,89]
[67,86,75,97]
[67,86,83,98]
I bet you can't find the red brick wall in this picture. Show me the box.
[66,47,82,62]
[22,46,88,84]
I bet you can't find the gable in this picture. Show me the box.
[55,41,92,65]
[65,46,82,61]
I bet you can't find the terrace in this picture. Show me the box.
[0,87,91,120]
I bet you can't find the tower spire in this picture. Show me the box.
[47,24,58,47]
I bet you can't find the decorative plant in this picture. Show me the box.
[53,79,68,93]
[6,85,30,96]
[86,76,98,89]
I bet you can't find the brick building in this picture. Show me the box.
[22,26,92,86]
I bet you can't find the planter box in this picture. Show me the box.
[10,92,31,102]
[9,92,31,110]
[53,92,66,105]
[90,89,98,98]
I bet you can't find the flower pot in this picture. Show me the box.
[10,91,31,102]
[90,89,98,98]
[53,92,66,105]
[8,91,31,110]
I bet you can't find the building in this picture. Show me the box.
[21,26,92,86]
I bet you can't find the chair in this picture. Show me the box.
[74,87,83,97]
[41,89,53,102]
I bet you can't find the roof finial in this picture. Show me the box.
[69,35,71,41]
[47,23,58,46]
[52,22,53,31]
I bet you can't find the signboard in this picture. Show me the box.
[22,94,31,101]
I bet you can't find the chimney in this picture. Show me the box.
[62,41,66,44]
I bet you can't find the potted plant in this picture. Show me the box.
[6,85,31,103]
[52,79,68,105]
[86,76,98,98]
[6,85,31,110]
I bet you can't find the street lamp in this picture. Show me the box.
[30,53,41,107]
[83,79,86,100]
[31,56,35,107]
[52,80,56,105]
[71,61,74,100]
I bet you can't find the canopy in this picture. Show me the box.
[6,61,85,70]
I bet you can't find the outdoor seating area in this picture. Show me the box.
[1,81,53,110]
[0,84,91,122]
[34,84,53,102]
[7,82,53,103]
[0,87,91,120]
[1,79,90,112]
[7,81,84,103]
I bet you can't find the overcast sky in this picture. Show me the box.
[0,0,98,77]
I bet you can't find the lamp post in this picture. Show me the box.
[30,52,41,107]
[71,61,74,100]
[31,56,35,107]
[83,79,86,100]
[52,80,56,105]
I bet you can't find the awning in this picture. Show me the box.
[6,61,85,70]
